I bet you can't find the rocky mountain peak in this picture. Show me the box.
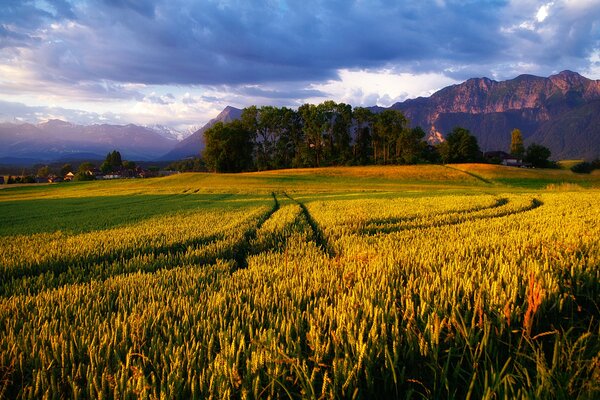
[215,106,243,121]
[38,119,74,129]
[388,70,600,159]
[549,70,600,97]
[159,105,243,160]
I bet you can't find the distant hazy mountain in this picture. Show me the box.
[160,106,243,161]
[144,124,187,141]
[0,120,178,163]
[389,70,600,159]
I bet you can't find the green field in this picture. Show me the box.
[0,164,598,399]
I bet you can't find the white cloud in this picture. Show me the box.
[307,69,459,107]
[536,2,553,22]
[583,49,600,79]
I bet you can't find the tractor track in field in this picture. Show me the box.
[443,165,495,185]
[283,192,336,258]
[0,193,280,297]
[360,198,543,235]
[230,193,280,269]
[1,193,541,297]
[359,197,509,228]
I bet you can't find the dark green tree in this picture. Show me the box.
[122,160,136,170]
[524,143,551,168]
[166,157,206,172]
[244,106,278,171]
[570,162,594,174]
[75,162,96,181]
[352,107,375,165]
[273,107,303,169]
[77,162,95,173]
[397,126,427,164]
[203,121,254,172]
[100,161,112,174]
[438,127,481,163]
[60,163,73,177]
[298,103,325,167]
[331,102,353,164]
[373,110,408,164]
[101,150,123,173]
[110,150,123,168]
[36,165,50,178]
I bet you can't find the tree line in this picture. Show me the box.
[203,102,448,172]
[202,101,552,173]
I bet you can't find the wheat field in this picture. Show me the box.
[0,165,598,399]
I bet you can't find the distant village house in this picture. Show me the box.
[484,151,531,168]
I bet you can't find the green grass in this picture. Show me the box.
[0,193,270,236]
[2,164,598,235]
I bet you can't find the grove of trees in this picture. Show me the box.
[202,102,473,172]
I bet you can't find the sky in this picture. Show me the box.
[1,0,600,134]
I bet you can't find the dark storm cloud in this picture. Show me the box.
[1,0,599,88]
[0,0,76,36]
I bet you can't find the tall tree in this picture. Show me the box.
[298,103,325,167]
[257,106,283,171]
[352,107,375,165]
[273,107,303,169]
[397,126,426,164]
[524,143,551,168]
[316,100,337,165]
[438,127,481,163]
[36,165,50,178]
[510,128,525,157]
[332,102,353,164]
[373,110,408,164]
[203,121,254,172]
[101,150,123,173]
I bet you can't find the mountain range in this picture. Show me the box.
[0,120,178,164]
[389,70,600,159]
[1,71,599,164]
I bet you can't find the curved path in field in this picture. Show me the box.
[0,193,543,298]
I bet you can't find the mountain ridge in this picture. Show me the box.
[389,70,600,158]
[0,120,179,162]
[159,106,243,161]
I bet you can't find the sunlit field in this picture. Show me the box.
[1,164,598,398]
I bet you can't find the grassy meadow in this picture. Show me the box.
[0,164,598,399]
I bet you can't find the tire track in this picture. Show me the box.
[0,193,280,297]
[360,198,543,235]
[231,193,280,269]
[361,197,508,228]
[284,193,336,257]
[443,164,495,185]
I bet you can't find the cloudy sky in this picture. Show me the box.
[1,0,599,133]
